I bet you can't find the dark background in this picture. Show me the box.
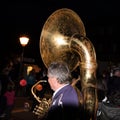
[0,0,120,66]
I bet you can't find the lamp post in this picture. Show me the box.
[18,36,29,97]
[19,36,29,78]
[19,36,29,61]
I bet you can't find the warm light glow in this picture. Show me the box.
[55,36,66,45]
[86,71,91,79]
[19,36,29,47]
[27,66,33,75]
[52,32,68,47]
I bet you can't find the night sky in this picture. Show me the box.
[0,0,120,65]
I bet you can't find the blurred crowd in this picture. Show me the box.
[97,64,120,120]
[0,57,52,119]
[0,56,120,120]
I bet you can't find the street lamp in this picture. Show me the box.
[19,36,29,47]
[18,36,29,96]
[19,36,29,62]
[19,36,29,78]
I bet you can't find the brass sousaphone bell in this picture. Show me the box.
[34,8,98,120]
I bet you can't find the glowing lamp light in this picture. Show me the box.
[20,79,27,86]
[19,36,29,47]
[35,84,43,91]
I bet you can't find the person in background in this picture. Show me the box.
[1,82,15,119]
[26,69,36,99]
[97,77,106,102]
[45,61,82,120]
[107,65,120,97]
[97,65,120,120]
[0,60,14,117]
[0,60,13,96]
[96,77,106,119]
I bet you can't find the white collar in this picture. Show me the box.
[52,84,69,98]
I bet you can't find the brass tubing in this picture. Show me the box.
[31,80,47,103]
[70,34,98,119]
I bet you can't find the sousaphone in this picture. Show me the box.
[33,8,98,120]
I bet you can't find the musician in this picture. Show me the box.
[45,61,82,120]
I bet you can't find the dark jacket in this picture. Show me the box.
[97,102,120,120]
[46,84,81,120]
